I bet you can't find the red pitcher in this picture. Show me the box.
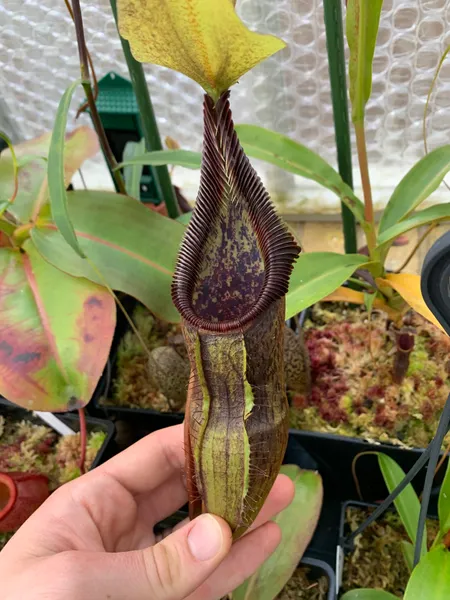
[0,472,49,533]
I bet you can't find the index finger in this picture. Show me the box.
[96,424,185,495]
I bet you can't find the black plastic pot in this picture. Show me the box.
[0,403,116,470]
[288,428,442,503]
[289,303,447,503]
[301,556,336,600]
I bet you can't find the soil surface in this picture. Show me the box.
[342,505,439,597]
[100,305,182,412]
[290,303,450,448]
[0,415,106,551]
[102,302,450,449]
[277,565,329,599]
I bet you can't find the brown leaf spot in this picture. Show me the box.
[83,333,95,343]
[86,296,103,307]
[13,351,41,364]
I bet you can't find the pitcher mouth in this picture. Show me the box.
[171,92,300,334]
[0,473,17,521]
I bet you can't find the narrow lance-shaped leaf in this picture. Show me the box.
[438,460,450,535]
[117,149,202,171]
[379,145,450,234]
[231,466,323,600]
[122,138,146,200]
[346,0,383,123]
[172,92,300,538]
[235,125,365,225]
[376,202,450,257]
[404,547,450,600]
[48,80,85,257]
[285,252,370,318]
[118,0,285,100]
[0,242,115,411]
[378,453,427,557]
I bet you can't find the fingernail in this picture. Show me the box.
[187,514,223,561]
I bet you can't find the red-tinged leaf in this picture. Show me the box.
[0,242,115,411]
[0,127,99,224]
[30,190,185,323]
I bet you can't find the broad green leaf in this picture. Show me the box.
[346,0,383,123]
[118,0,285,100]
[377,273,445,333]
[438,460,450,534]
[231,467,323,600]
[0,242,115,411]
[404,547,450,599]
[31,190,184,323]
[379,145,450,234]
[341,591,398,600]
[48,80,84,257]
[401,540,415,572]
[285,253,369,319]
[0,127,98,223]
[118,149,202,171]
[378,453,427,557]
[234,125,365,224]
[123,138,146,200]
[376,203,450,254]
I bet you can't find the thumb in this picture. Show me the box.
[75,514,232,600]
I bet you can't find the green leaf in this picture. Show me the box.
[378,453,427,557]
[0,128,98,224]
[176,212,192,225]
[0,131,18,205]
[231,467,322,600]
[118,149,202,170]
[401,540,415,572]
[364,291,376,318]
[438,460,450,535]
[122,138,146,200]
[118,0,285,100]
[404,547,450,599]
[379,145,450,234]
[376,203,450,256]
[340,591,399,600]
[48,80,85,257]
[285,252,370,319]
[0,242,115,411]
[234,125,365,224]
[346,0,383,123]
[31,190,184,323]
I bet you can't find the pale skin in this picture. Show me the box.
[0,424,294,600]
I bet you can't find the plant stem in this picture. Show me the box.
[354,121,376,252]
[70,0,127,195]
[323,0,357,254]
[394,223,437,274]
[347,276,373,291]
[109,0,179,219]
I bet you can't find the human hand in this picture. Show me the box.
[0,424,294,600]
